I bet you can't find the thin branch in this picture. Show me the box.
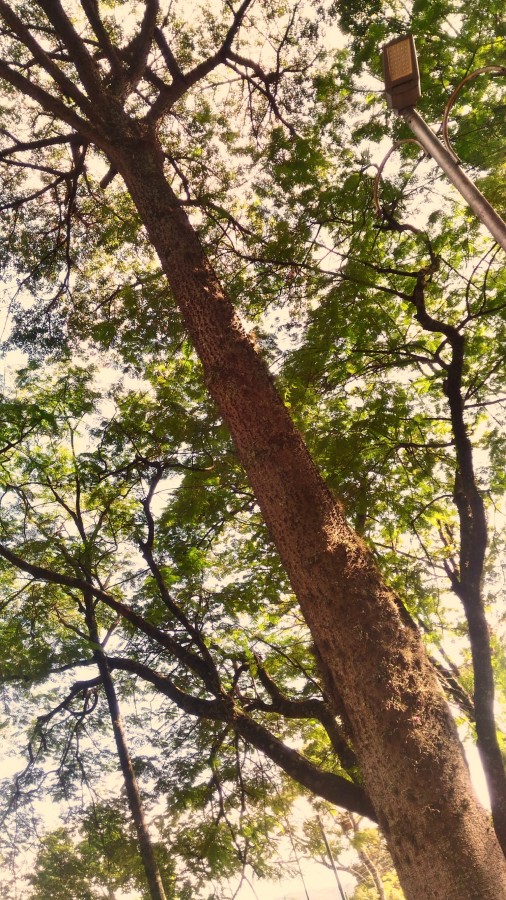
[0,0,92,114]
[138,469,222,693]
[146,0,254,122]
[36,675,102,728]
[0,540,216,686]
[0,133,81,160]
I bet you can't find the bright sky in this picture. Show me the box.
[236,863,354,900]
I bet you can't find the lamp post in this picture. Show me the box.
[381,34,506,252]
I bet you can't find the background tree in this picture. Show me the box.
[0,360,374,897]
[28,801,175,900]
[299,810,403,899]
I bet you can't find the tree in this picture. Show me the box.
[0,360,376,897]
[0,2,505,898]
[28,802,175,900]
[300,810,403,898]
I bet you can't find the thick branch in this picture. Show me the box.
[0,0,92,114]
[0,541,216,687]
[79,0,123,77]
[153,26,184,83]
[35,0,105,103]
[107,655,229,720]
[0,57,101,144]
[124,0,159,89]
[106,655,376,821]
[253,656,357,771]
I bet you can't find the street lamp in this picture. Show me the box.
[381,34,506,251]
[382,34,421,111]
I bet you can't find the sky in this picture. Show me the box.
[235,862,354,900]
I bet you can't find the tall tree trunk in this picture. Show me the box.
[410,271,506,844]
[104,128,506,899]
[448,390,506,843]
[84,593,168,900]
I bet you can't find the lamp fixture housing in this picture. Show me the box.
[382,34,421,110]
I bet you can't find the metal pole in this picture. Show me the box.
[318,817,348,900]
[399,106,506,252]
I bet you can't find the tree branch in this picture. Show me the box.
[0,133,82,159]
[252,655,357,770]
[145,0,253,123]
[124,0,159,90]
[138,468,221,691]
[153,25,185,83]
[35,0,105,103]
[106,654,376,821]
[0,0,93,114]
[79,0,124,78]
[405,267,506,843]
[0,540,217,687]
[36,675,103,728]
[0,57,101,145]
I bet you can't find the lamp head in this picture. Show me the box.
[382,34,421,110]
